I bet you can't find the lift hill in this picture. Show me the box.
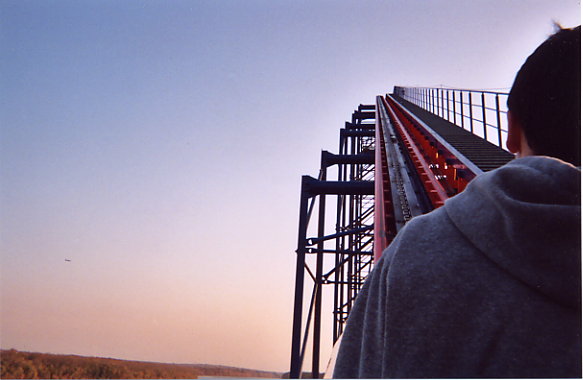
[289,86,514,379]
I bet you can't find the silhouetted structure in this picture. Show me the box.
[290,87,513,378]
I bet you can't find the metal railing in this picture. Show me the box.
[394,86,510,150]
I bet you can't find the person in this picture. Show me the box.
[333,25,581,378]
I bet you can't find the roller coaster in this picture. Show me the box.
[289,86,514,378]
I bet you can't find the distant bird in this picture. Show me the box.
[65,259,71,262]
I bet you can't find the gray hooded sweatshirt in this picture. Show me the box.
[333,156,581,378]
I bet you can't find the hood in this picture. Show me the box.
[445,156,581,309]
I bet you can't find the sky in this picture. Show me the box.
[0,0,580,373]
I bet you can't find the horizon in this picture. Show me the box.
[0,348,285,378]
[1,348,282,371]
[1,0,580,373]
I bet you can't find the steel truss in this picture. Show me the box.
[290,93,513,378]
[289,105,376,378]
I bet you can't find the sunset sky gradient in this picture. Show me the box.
[1,0,580,372]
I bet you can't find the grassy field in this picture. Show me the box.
[0,349,284,379]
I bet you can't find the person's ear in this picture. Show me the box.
[506,111,522,154]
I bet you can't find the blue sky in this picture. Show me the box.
[1,0,580,372]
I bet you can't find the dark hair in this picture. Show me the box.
[507,25,581,166]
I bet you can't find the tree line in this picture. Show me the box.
[0,349,283,379]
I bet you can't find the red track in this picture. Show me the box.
[374,95,477,258]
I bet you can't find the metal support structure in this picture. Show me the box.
[290,92,511,378]
[290,105,376,378]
